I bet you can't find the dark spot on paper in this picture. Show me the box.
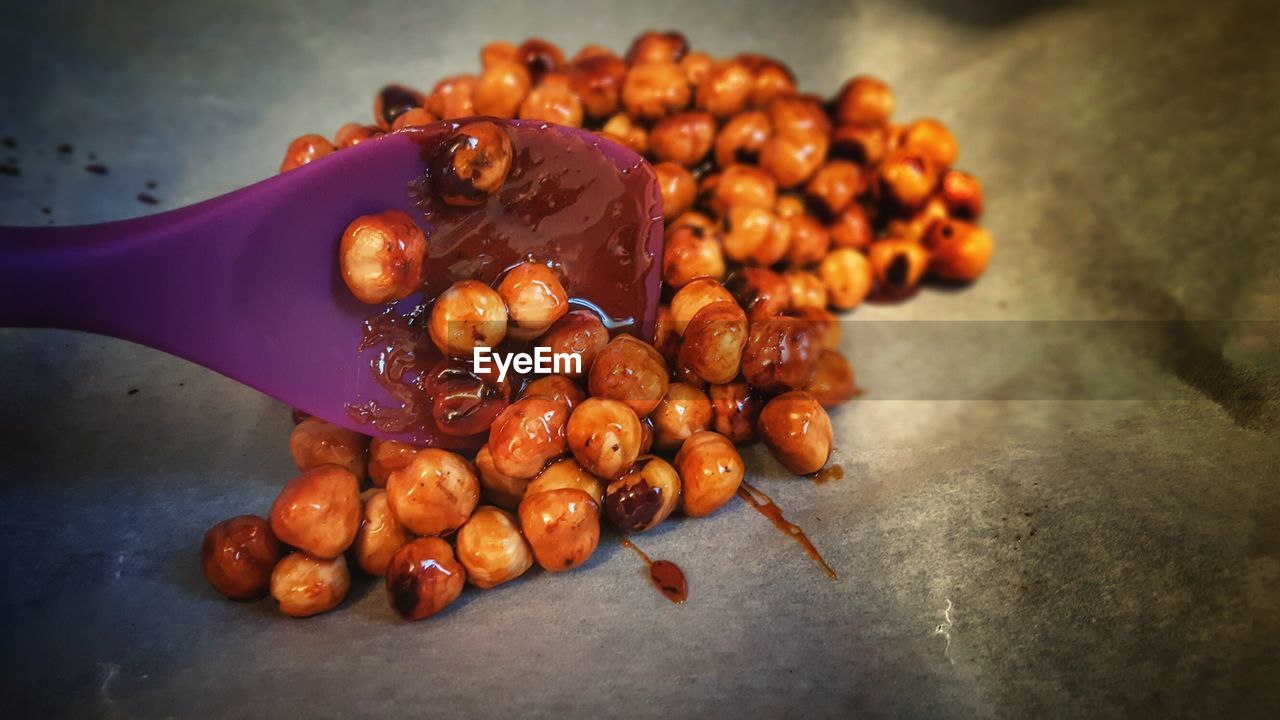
[137,193,159,205]
[146,180,158,189]
[57,143,73,154]
[0,164,19,176]
[41,207,51,215]
[2,137,15,149]
[85,164,109,175]
[127,389,139,396]
[87,152,97,161]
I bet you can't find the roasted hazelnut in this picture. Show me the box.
[760,131,829,189]
[639,417,656,454]
[679,301,748,385]
[939,170,983,219]
[878,148,937,211]
[714,110,772,167]
[527,457,605,503]
[741,316,819,394]
[496,261,569,340]
[775,194,805,219]
[710,164,777,213]
[759,391,833,475]
[650,383,713,451]
[201,515,284,601]
[519,488,601,572]
[708,381,764,444]
[670,278,736,335]
[868,238,929,295]
[475,60,532,118]
[744,56,797,107]
[806,349,858,409]
[885,196,948,243]
[626,30,689,65]
[269,466,362,559]
[604,456,681,532]
[768,94,831,138]
[830,123,889,166]
[783,213,832,266]
[652,305,681,367]
[680,51,713,86]
[566,398,642,480]
[425,74,477,119]
[829,203,873,250]
[819,248,874,310]
[723,205,790,266]
[925,220,993,282]
[456,506,533,589]
[588,335,670,418]
[385,537,466,620]
[622,61,691,121]
[666,210,717,239]
[481,41,520,69]
[390,108,439,131]
[570,52,628,119]
[279,134,334,173]
[518,38,566,84]
[353,489,413,576]
[288,418,368,481]
[338,209,427,305]
[334,122,381,149]
[431,120,514,207]
[367,439,422,488]
[654,162,697,218]
[487,397,569,480]
[805,161,864,217]
[428,280,509,357]
[696,60,753,118]
[902,118,958,170]
[791,306,841,351]
[535,310,609,378]
[520,374,586,411]
[271,552,350,618]
[726,267,790,321]
[423,357,512,437]
[385,449,480,536]
[374,84,427,129]
[601,113,649,155]
[650,111,715,167]
[783,269,829,311]
[835,75,894,126]
[475,443,529,511]
[674,431,744,517]
[519,72,584,127]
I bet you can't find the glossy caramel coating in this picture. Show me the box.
[566,398,643,480]
[385,537,466,620]
[519,488,601,572]
[456,506,533,589]
[201,515,284,600]
[759,391,833,475]
[385,449,480,536]
[604,456,681,533]
[587,336,670,418]
[486,397,570,480]
[269,465,362,559]
[674,431,744,517]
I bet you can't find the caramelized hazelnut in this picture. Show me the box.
[475,60,532,118]
[475,443,528,511]
[374,84,426,129]
[670,278,736,335]
[759,391,833,475]
[390,108,439,131]
[775,194,806,219]
[679,301,748,385]
[806,349,858,408]
[650,111,715,167]
[674,431,744,517]
[710,164,777,213]
[338,209,427,305]
[535,310,609,378]
[456,506,533,589]
[745,56,797,107]
[368,438,423,488]
[791,306,841,351]
[723,205,790,266]
[626,30,689,65]
[654,162,697,218]
[819,248,874,310]
[385,537,465,620]
[385,449,480,536]
[269,466,362,559]
[527,457,605,503]
[428,280,509,357]
[939,170,983,219]
[587,335,670,418]
[639,416,656,454]
[660,228,724,290]
[353,489,413,576]
[666,210,717,239]
[520,374,586,411]
[566,398,642,480]
[878,148,937,211]
[622,61,691,121]
[806,161,863,217]
[925,220,993,282]
[650,383,713,451]
[680,51,713,86]
[518,38,566,84]
[868,238,929,295]
[835,75,894,126]
[423,357,512,437]
[425,74,477,119]
[829,203,873,250]
[519,488,600,572]
[697,60,753,118]
[742,316,819,394]
[783,269,829,311]
[715,110,772,167]
[431,120,514,207]
[271,552,350,618]
[601,113,649,155]
[726,267,790,321]
[604,457,681,532]
[783,213,832,266]
[831,123,889,166]
[570,52,628,119]
[279,134,333,173]
[902,118,958,170]
[480,41,520,69]
[497,261,569,340]
[201,515,284,600]
[486,396,570,480]
[519,72,584,127]
[652,305,681,367]
[288,418,368,482]
[334,122,381,149]
[760,131,829,189]
[708,381,764,444]
[768,94,831,138]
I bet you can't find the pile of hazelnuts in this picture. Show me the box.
[201,31,991,620]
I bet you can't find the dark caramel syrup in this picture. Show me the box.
[620,537,688,604]
[737,481,838,580]
[811,464,845,484]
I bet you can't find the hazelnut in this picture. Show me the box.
[431,120,514,207]
[674,431,744,517]
[708,381,764,444]
[475,443,529,511]
[601,113,649,155]
[679,301,748,385]
[604,457,681,532]
[201,515,284,600]
[835,75,894,126]
[425,74,477,119]
[939,170,983,219]
[626,30,689,65]
[783,269,829,311]
[518,72,584,127]
[519,374,586,411]
[519,488,601,572]
[639,417,656,454]
[390,108,439,131]
[288,418,368,482]
[885,196,948,243]
[368,438,423,488]
[783,213,832,266]
[726,267,790,322]
[902,118,958,170]
[517,38,566,84]
[566,398,642,480]
[569,52,628,119]
[475,60,532,118]
[485,396,571,480]
[654,162,697,218]
[622,61,691,122]
[588,335,670,417]
[271,552,350,618]
[759,391,833,475]
[428,280,509,357]
[338,209,427,304]
[526,457,605,504]
[829,203,873,250]
[666,210,717,239]
[775,194,806,219]
[385,449,480,536]
[680,51,713,87]
[497,261,569,340]
[650,111,715,168]
[710,164,777,213]
[696,60,753,118]
[805,161,864,217]
[760,131,829,189]
[714,110,772,167]
[279,134,333,173]
[830,122,889,166]
[662,225,725,288]
[878,148,937,211]
[925,220,993,282]
[423,357,512,437]
[535,310,609,378]
[480,41,520,69]
[722,205,790,266]
[767,94,831,137]
[455,506,533,589]
[385,537,466,620]
[650,383,713,452]
[791,306,841,351]
[670,278,737,335]
[737,53,796,106]
[868,238,929,295]
[353,489,413,576]
[334,123,381,149]
[374,84,426,129]
[269,466,362,559]
[819,248,874,310]
[741,316,819,394]
[806,349,858,408]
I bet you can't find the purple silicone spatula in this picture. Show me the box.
[0,120,664,448]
